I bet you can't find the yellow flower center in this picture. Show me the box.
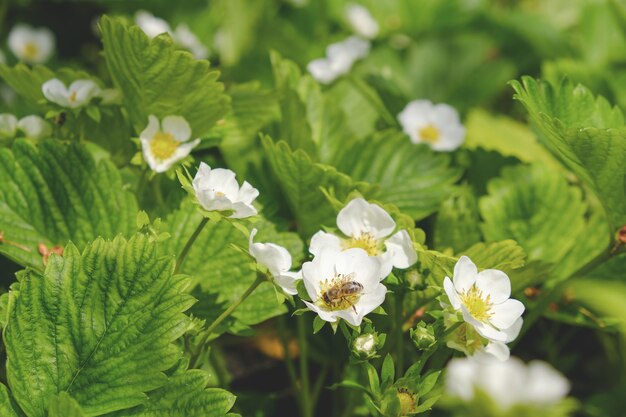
[418,124,440,144]
[150,131,179,161]
[459,285,492,321]
[68,91,77,103]
[23,42,39,60]
[318,273,363,312]
[343,232,381,256]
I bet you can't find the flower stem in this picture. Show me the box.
[394,290,405,376]
[190,274,265,368]
[297,315,313,417]
[278,316,304,415]
[175,217,209,274]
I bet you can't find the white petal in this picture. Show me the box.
[384,229,417,269]
[503,317,523,343]
[461,305,507,342]
[526,361,570,405]
[475,269,511,304]
[33,28,55,63]
[229,202,257,219]
[445,358,477,401]
[334,248,382,288]
[489,299,525,330]
[237,181,260,205]
[0,114,18,138]
[309,231,342,256]
[275,270,301,295]
[68,79,101,108]
[249,229,292,276]
[135,10,172,38]
[452,256,478,292]
[307,58,338,84]
[301,260,322,301]
[162,115,191,142]
[336,198,395,238]
[140,115,161,141]
[42,79,70,107]
[397,100,433,139]
[345,3,379,39]
[480,341,510,361]
[17,115,52,139]
[303,300,338,323]
[443,277,461,310]
[204,168,239,198]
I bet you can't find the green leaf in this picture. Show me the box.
[108,370,235,417]
[434,185,482,252]
[0,384,23,417]
[380,354,395,391]
[479,164,591,270]
[161,200,295,332]
[330,130,460,220]
[511,77,626,231]
[461,240,526,275]
[3,235,195,416]
[0,140,138,270]
[100,16,230,137]
[569,279,626,336]
[47,393,85,417]
[261,135,375,236]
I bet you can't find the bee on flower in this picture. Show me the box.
[8,24,55,64]
[310,198,417,279]
[398,100,465,151]
[140,115,200,173]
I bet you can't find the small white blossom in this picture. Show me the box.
[398,100,465,151]
[140,115,200,173]
[135,10,171,38]
[17,115,52,139]
[354,333,377,355]
[0,114,18,139]
[310,198,416,278]
[8,24,55,64]
[443,256,525,346]
[307,36,370,84]
[192,162,259,219]
[42,79,101,109]
[249,228,301,295]
[174,24,209,59]
[345,4,379,39]
[445,356,570,411]
[302,247,387,326]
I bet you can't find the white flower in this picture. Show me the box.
[310,198,416,278]
[135,10,171,38]
[346,4,379,39]
[443,256,525,345]
[398,100,465,151]
[249,228,300,295]
[192,162,259,219]
[307,36,370,84]
[0,114,18,139]
[17,115,52,139]
[8,24,55,64]
[302,247,387,326]
[42,79,101,109]
[140,115,200,173]
[445,356,570,411]
[173,24,209,59]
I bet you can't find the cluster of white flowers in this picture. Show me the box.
[446,355,570,412]
[398,100,465,152]
[135,11,209,59]
[7,24,55,64]
[0,113,52,140]
[442,256,525,361]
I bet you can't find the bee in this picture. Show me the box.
[54,112,67,127]
[321,272,364,313]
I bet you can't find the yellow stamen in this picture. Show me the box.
[418,124,440,144]
[459,285,492,321]
[68,91,77,103]
[150,132,179,161]
[342,232,381,256]
[23,42,39,60]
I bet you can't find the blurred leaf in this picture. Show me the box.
[511,77,626,232]
[331,130,460,220]
[100,16,230,137]
[0,140,137,270]
[434,185,482,252]
[0,384,22,417]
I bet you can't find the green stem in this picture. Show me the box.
[297,316,313,417]
[175,217,209,274]
[190,274,265,368]
[395,290,405,376]
[413,322,461,376]
[278,315,303,416]
[152,174,165,207]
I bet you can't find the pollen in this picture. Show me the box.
[150,131,179,161]
[68,91,77,103]
[343,232,381,256]
[23,42,39,60]
[459,285,493,321]
[418,124,440,144]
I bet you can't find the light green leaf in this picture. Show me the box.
[464,108,561,170]
[0,140,138,270]
[330,130,460,220]
[511,77,626,231]
[569,279,626,336]
[100,16,230,137]
[161,200,299,332]
[3,235,195,416]
[0,384,23,417]
[479,164,590,269]
[461,240,526,275]
[434,185,482,253]
[47,393,85,417]
[109,370,235,417]
[261,135,375,236]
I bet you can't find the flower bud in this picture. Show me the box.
[352,333,378,359]
[410,322,436,350]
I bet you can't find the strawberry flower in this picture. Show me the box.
[249,228,300,295]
